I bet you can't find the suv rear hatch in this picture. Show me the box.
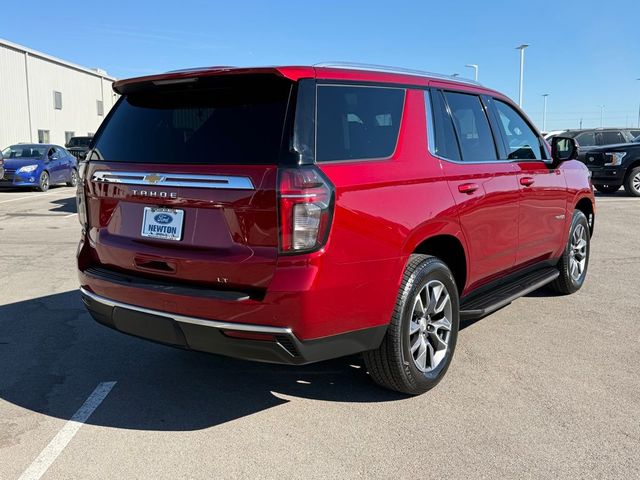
[82,73,299,297]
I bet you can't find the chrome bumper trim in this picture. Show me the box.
[79,287,292,335]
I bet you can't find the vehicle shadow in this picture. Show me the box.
[0,291,406,432]
[593,190,631,198]
[50,196,77,214]
[459,285,561,331]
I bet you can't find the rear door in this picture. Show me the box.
[597,130,627,147]
[488,97,567,267]
[429,88,520,291]
[83,74,295,293]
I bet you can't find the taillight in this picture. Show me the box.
[278,166,334,253]
[76,161,88,229]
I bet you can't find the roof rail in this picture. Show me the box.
[314,62,482,86]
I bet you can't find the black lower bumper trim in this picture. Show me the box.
[80,288,387,365]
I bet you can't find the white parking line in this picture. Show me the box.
[65,213,77,218]
[0,190,73,204]
[18,381,117,480]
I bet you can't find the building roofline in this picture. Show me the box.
[0,37,116,81]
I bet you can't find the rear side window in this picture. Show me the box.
[91,76,293,164]
[600,131,626,145]
[493,100,543,160]
[575,132,596,147]
[444,92,497,161]
[316,85,405,162]
[427,90,461,161]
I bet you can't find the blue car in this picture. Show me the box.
[0,144,79,191]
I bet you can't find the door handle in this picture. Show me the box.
[458,183,479,194]
[520,177,535,187]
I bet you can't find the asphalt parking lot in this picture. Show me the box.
[0,187,638,480]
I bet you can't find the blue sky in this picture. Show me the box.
[4,0,639,131]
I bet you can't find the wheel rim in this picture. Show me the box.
[569,223,588,282]
[71,170,78,186]
[633,173,640,193]
[41,173,49,190]
[408,280,453,373]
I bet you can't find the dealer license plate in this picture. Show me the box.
[141,207,184,241]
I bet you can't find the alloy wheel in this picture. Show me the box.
[408,280,453,372]
[569,223,588,282]
[40,173,49,191]
[633,172,640,194]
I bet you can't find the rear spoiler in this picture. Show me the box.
[113,66,314,95]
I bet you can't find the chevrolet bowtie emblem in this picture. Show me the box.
[143,174,165,184]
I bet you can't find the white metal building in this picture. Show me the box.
[0,38,117,149]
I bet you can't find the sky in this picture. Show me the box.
[3,0,639,131]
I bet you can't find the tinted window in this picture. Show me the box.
[316,85,404,161]
[630,130,640,139]
[68,137,91,147]
[92,76,292,164]
[601,131,626,145]
[444,92,497,161]
[494,100,542,160]
[575,132,596,147]
[427,90,461,161]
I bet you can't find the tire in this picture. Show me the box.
[594,184,619,194]
[364,255,459,395]
[66,168,78,187]
[623,166,640,197]
[549,210,590,295]
[37,171,50,192]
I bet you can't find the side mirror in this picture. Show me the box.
[551,136,578,165]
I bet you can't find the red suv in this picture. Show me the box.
[77,64,595,395]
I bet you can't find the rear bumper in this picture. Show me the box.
[80,287,387,365]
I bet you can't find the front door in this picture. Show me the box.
[489,98,567,267]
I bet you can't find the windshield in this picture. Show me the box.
[67,137,92,147]
[2,145,46,159]
[634,136,640,143]
[91,75,293,164]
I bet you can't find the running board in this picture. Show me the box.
[460,267,560,321]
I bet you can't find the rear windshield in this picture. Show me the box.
[91,75,293,164]
[68,137,92,147]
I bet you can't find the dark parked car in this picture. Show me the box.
[0,144,78,191]
[77,64,594,395]
[65,136,93,160]
[548,128,640,157]
[583,135,640,195]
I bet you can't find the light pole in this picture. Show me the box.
[599,105,605,128]
[542,94,550,132]
[465,64,478,82]
[516,44,529,107]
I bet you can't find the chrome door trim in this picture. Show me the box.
[91,171,255,190]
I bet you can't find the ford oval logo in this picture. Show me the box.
[154,213,173,224]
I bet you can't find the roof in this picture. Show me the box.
[113,63,498,96]
[0,38,116,81]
